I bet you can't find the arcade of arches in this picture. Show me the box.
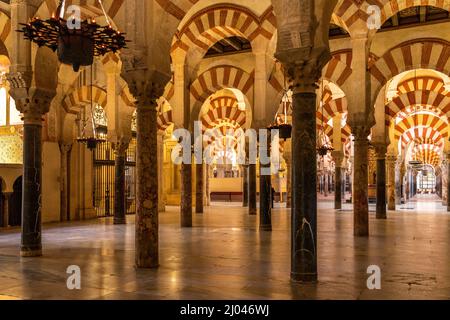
[0,0,450,299]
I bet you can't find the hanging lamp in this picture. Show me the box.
[317,79,334,157]
[18,0,128,72]
[76,64,106,150]
[268,63,292,140]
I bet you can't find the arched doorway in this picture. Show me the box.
[9,176,22,227]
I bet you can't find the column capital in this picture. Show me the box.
[373,143,387,159]
[351,125,370,141]
[332,150,344,167]
[58,142,73,154]
[276,47,330,94]
[112,137,131,156]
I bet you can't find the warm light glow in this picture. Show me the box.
[9,97,23,125]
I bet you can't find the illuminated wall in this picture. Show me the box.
[0,130,22,164]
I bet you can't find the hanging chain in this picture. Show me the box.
[97,0,111,26]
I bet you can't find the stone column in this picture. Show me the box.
[205,164,210,206]
[112,139,130,225]
[195,163,204,214]
[375,145,387,219]
[284,62,321,283]
[59,143,72,222]
[157,133,166,212]
[332,151,344,210]
[248,163,257,215]
[387,155,396,211]
[259,161,272,231]
[21,108,45,256]
[242,165,249,207]
[181,161,192,227]
[352,126,370,236]
[2,193,11,227]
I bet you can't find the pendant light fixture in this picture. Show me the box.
[19,0,128,72]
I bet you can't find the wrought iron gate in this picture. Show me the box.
[93,138,136,217]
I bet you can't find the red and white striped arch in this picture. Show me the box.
[200,96,246,132]
[34,0,125,21]
[394,113,448,141]
[171,4,276,55]
[400,126,445,150]
[190,65,254,106]
[334,0,450,31]
[412,144,442,167]
[385,90,450,125]
[371,39,450,103]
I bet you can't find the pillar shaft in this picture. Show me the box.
[376,157,387,219]
[21,122,43,257]
[181,162,192,227]
[135,106,159,268]
[353,130,369,236]
[248,163,257,215]
[291,92,317,282]
[2,193,11,227]
[242,165,249,207]
[447,159,450,211]
[113,141,128,225]
[59,143,72,222]
[387,156,396,211]
[335,167,342,209]
[259,163,272,231]
[195,163,204,214]
[286,157,292,208]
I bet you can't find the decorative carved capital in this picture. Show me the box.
[112,137,131,156]
[59,142,73,154]
[121,69,168,109]
[373,143,387,159]
[351,125,370,142]
[332,150,344,167]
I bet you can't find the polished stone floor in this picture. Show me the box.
[0,196,449,300]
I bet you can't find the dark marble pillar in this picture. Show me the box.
[1,193,11,227]
[353,128,369,236]
[248,163,257,215]
[259,162,272,231]
[195,163,203,214]
[59,143,72,222]
[447,157,450,212]
[242,165,249,207]
[181,162,192,227]
[291,92,317,282]
[135,104,159,268]
[375,145,387,219]
[335,168,342,209]
[21,118,43,257]
[387,155,396,211]
[113,140,129,225]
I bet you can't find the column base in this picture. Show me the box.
[290,272,318,283]
[135,261,159,269]
[354,229,369,237]
[376,213,387,220]
[334,202,342,210]
[249,209,257,215]
[114,217,127,225]
[259,224,272,231]
[20,247,42,257]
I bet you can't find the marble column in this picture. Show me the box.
[157,133,166,212]
[248,163,257,215]
[286,157,292,208]
[195,163,204,214]
[290,83,318,282]
[375,145,387,219]
[353,127,369,236]
[205,164,210,206]
[259,162,272,231]
[21,111,45,257]
[113,139,129,225]
[2,193,11,227]
[134,100,159,267]
[242,165,249,207]
[181,161,193,227]
[59,143,72,222]
[332,151,343,210]
[387,155,397,211]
